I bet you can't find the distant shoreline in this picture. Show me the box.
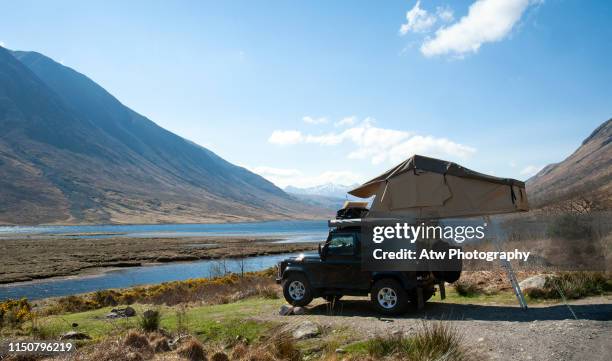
[0,216,329,228]
[0,235,319,284]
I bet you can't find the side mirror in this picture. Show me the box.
[319,243,328,260]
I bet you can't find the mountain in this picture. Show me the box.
[284,183,363,212]
[527,118,611,208]
[0,47,323,224]
[284,183,359,199]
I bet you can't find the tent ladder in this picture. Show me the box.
[501,258,528,310]
[483,215,528,310]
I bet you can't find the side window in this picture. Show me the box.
[327,234,355,256]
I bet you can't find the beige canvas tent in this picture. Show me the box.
[349,155,528,219]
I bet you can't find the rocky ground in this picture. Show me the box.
[258,295,612,361]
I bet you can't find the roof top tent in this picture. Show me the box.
[344,154,530,309]
[348,154,528,220]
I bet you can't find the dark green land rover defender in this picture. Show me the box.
[276,211,461,315]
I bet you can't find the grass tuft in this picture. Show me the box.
[139,309,161,332]
[124,330,150,350]
[177,338,207,361]
[351,321,469,361]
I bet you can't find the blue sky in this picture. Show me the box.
[1,0,610,188]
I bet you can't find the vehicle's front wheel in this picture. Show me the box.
[282,273,313,307]
[371,279,409,315]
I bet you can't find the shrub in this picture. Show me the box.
[139,310,160,332]
[42,270,279,315]
[256,285,279,299]
[0,298,32,327]
[527,272,612,299]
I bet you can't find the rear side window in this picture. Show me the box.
[328,234,355,256]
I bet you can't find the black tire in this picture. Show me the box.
[282,273,313,307]
[370,279,409,315]
[322,295,343,303]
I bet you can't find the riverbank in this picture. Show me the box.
[0,236,318,284]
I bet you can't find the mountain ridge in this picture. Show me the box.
[0,47,324,224]
[526,118,611,208]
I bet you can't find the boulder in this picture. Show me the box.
[292,321,319,340]
[106,306,137,319]
[292,307,305,315]
[124,306,136,317]
[519,275,548,290]
[279,305,294,316]
[60,331,91,340]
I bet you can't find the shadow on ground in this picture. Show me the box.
[307,299,612,322]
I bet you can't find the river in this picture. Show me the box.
[0,220,328,300]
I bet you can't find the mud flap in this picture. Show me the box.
[439,282,446,300]
[416,287,425,310]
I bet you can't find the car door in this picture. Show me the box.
[324,232,367,289]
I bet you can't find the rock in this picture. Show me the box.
[106,306,137,319]
[292,306,305,315]
[60,331,91,340]
[279,305,294,316]
[292,321,319,340]
[124,306,136,317]
[519,275,548,290]
[335,348,346,354]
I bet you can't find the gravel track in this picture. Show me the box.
[257,295,612,360]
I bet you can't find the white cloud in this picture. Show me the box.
[400,1,438,34]
[249,166,363,188]
[436,6,455,22]
[0,41,5,47]
[520,164,543,177]
[400,1,455,35]
[335,116,356,127]
[268,118,476,165]
[421,0,534,57]
[268,130,303,145]
[303,116,328,125]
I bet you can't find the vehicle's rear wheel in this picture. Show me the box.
[322,295,343,303]
[282,273,313,307]
[371,279,408,315]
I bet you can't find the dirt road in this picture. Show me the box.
[257,295,612,361]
